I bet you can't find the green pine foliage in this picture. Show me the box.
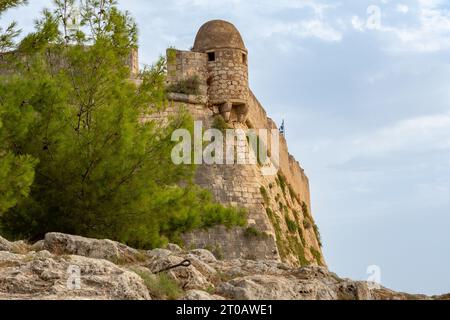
[0,0,246,247]
[0,0,28,52]
[0,0,37,215]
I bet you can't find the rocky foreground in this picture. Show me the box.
[0,233,446,300]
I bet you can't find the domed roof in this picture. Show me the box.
[193,20,246,52]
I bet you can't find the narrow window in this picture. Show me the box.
[242,53,247,65]
[208,52,215,62]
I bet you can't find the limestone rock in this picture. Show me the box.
[0,250,150,300]
[336,281,373,300]
[189,249,217,263]
[31,240,45,252]
[166,243,183,254]
[216,274,337,300]
[0,236,13,252]
[0,234,444,300]
[148,248,173,258]
[43,233,142,264]
[145,254,212,290]
[0,236,29,254]
[183,290,225,300]
[185,254,217,278]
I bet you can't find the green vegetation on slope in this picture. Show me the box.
[133,269,183,300]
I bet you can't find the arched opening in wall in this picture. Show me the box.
[208,52,216,62]
[242,53,247,65]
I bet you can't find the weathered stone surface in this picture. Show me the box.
[0,236,29,254]
[189,249,217,263]
[147,248,172,258]
[43,233,141,264]
[0,250,150,300]
[166,243,183,254]
[183,290,224,301]
[145,254,212,290]
[31,240,45,252]
[185,254,217,277]
[216,274,337,300]
[0,236,14,252]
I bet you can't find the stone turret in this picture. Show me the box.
[192,20,249,123]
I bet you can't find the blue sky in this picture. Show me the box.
[2,0,450,295]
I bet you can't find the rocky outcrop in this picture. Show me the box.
[0,236,29,254]
[42,233,144,264]
[0,250,150,300]
[0,233,446,300]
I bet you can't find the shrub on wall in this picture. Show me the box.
[244,226,268,239]
[277,173,287,195]
[285,216,298,233]
[167,75,201,95]
[260,186,270,204]
[211,115,229,132]
[303,218,313,229]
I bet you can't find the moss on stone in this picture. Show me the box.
[244,226,268,239]
[266,208,288,260]
[292,209,301,222]
[260,186,270,205]
[298,226,306,246]
[285,216,298,233]
[310,246,323,266]
[167,48,177,65]
[313,224,323,248]
[287,235,309,267]
[277,173,287,195]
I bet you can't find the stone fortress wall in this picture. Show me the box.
[153,20,325,266]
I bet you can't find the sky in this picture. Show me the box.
[2,0,450,295]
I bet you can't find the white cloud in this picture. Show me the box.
[346,1,450,53]
[351,15,365,31]
[382,1,450,53]
[265,19,342,42]
[352,113,450,155]
[396,4,409,14]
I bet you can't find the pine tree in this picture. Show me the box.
[0,0,246,247]
[0,0,36,215]
[0,0,28,52]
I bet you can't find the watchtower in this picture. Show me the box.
[192,20,249,123]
